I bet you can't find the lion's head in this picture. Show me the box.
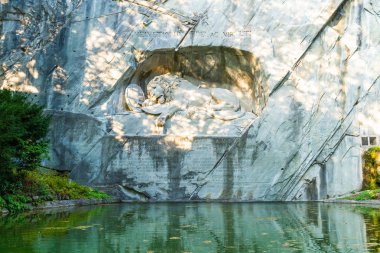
[146,74,180,104]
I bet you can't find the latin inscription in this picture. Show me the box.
[135,30,252,39]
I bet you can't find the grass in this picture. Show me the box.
[23,170,109,201]
[0,169,110,213]
[342,189,380,201]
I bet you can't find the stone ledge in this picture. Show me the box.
[27,198,121,210]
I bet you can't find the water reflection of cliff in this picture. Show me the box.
[0,203,376,252]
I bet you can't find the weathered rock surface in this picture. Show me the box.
[1,0,380,200]
[28,198,121,210]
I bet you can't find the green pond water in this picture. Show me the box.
[0,203,380,253]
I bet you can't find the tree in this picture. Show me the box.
[0,90,50,186]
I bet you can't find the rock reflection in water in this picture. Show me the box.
[0,203,377,253]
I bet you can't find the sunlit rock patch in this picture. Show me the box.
[1,0,380,201]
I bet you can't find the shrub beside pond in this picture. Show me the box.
[0,90,50,184]
[341,146,380,201]
[343,189,380,201]
[24,170,110,201]
[363,146,380,190]
[0,90,109,213]
[1,170,110,213]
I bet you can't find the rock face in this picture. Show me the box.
[1,0,380,201]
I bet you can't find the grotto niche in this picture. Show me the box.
[113,46,268,137]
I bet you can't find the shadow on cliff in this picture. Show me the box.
[1,0,375,202]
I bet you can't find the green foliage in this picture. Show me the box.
[30,171,110,200]
[0,90,109,213]
[362,146,380,190]
[22,170,54,204]
[343,189,380,201]
[0,196,5,208]
[23,170,110,201]
[0,90,50,186]
[2,194,29,213]
[1,170,109,213]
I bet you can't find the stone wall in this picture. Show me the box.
[1,0,380,200]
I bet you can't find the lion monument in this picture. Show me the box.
[125,73,246,127]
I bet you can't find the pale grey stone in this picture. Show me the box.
[1,0,379,201]
[28,198,121,210]
[125,84,145,112]
[137,73,252,129]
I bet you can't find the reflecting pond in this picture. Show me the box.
[0,203,380,253]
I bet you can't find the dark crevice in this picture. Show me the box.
[119,184,151,200]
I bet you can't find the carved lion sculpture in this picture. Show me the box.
[125,74,245,127]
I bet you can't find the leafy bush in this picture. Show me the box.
[2,194,29,213]
[24,171,110,201]
[35,171,109,200]
[0,197,5,209]
[23,170,54,202]
[0,90,50,187]
[0,90,109,213]
[363,146,380,190]
[1,171,109,213]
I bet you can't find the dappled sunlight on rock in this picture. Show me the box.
[2,67,39,94]
[109,113,159,136]
[110,118,126,142]
[26,59,38,79]
[20,84,39,94]
[79,97,90,106]
[358,113,380,136]
[1,0,380,201]
[163,135,194,151]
